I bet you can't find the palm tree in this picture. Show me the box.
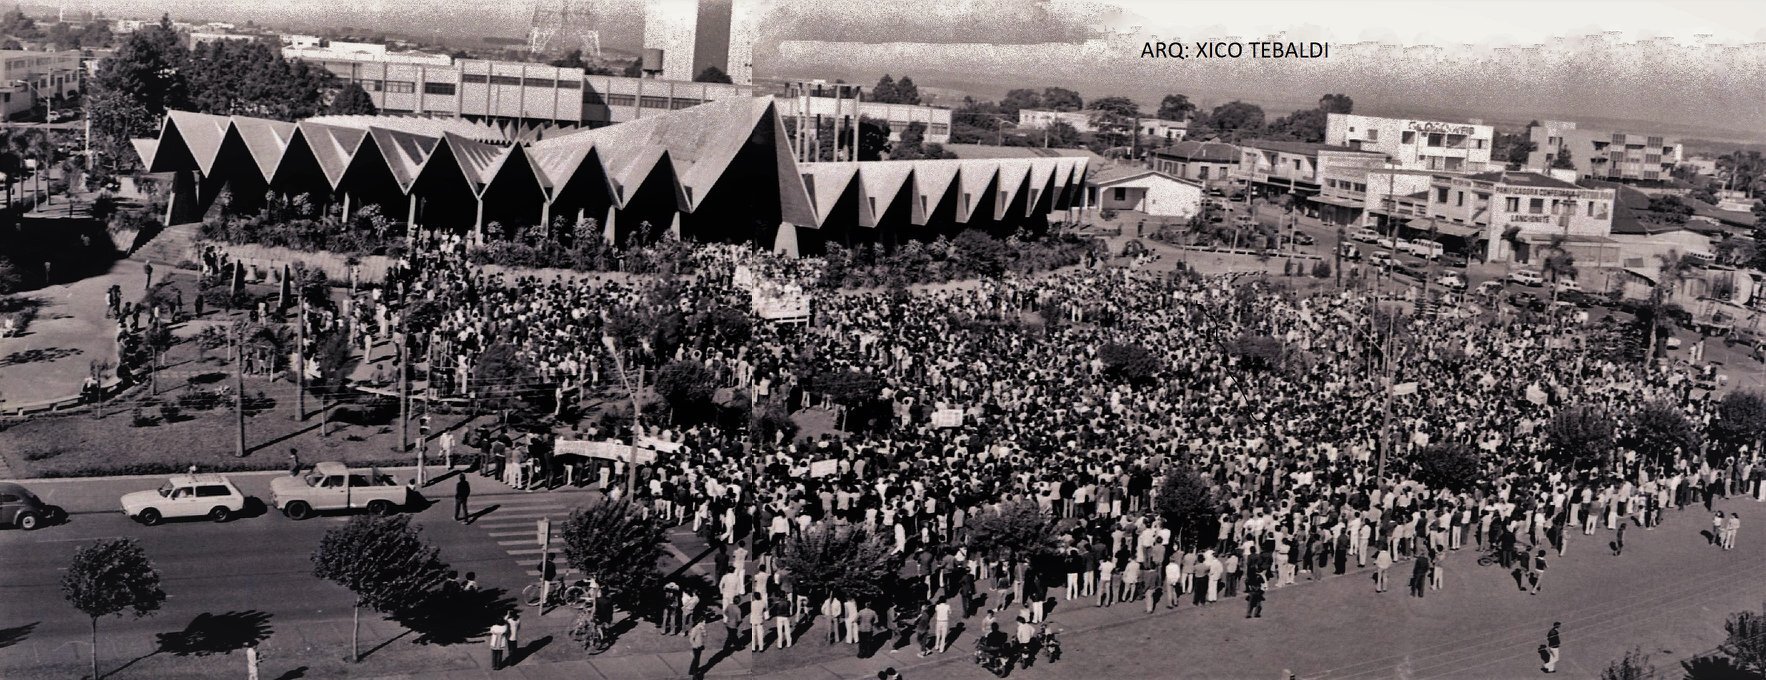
[1643,250,1699,369]
[1334,225,1346,288]
[1542,233,1578,304]
[1500,226,1524,267]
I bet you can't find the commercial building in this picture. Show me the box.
[1136,118,1187,144]
[1527,120,1683,183]
[1146,140,1237,187]
[642,0,759,85]
[1421,171,1617,264]
[0,49,81,120]
[131,96,1087,256]
[1235,140,1389,209]
[1326,113,1495,172]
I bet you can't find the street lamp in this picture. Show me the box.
[601,335,642,500]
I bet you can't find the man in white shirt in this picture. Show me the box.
[934,598,952,653]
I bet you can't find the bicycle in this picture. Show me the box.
[522,579,588,609]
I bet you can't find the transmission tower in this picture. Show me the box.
[527,0,602,58]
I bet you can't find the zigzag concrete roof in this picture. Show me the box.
[135,98,1088,237]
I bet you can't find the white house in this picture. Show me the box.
[1084,168,1204,218]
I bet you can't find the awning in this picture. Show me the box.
[1311,195,1364,209]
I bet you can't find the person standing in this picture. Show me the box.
[722,599,742,655]
[488,619,509,670]
[855,603,878,655]
[1245,569,1265,619]
[1713,512,1724,546]
[771,593,793,649]
[287,448,301,476]
[934,598,952,652]
[245,640,260,680]
[1723,512,1740,550]
[822,593,844,644]
[504,610,521,660]
[1410,551,1431,598]
[143,261,154,292]
[1531,550,1548,595]
[1543,622,1562,673]
[687,618,707,679]
[1614,521,1626,556]
[455,474,472,523]
[1374,548,1392,593]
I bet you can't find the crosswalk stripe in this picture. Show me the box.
[506,548,545,555]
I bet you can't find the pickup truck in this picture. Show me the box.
[271,462,411,520]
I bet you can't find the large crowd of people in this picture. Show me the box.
[311,234,1762,669]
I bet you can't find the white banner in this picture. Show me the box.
[809,459,839,478]
[1392,382,1418,396]
[553,439,658,465]
[932,409,964,428]
[1525,383,1549,406]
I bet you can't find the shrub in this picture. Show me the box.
[1408,443,1482,493]
[1098,342,1161,385]
[1312,259,1331,278]
[176,389,222,411]
[157,403,183,423]
[129,408,155,428]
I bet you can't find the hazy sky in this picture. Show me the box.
[90,0,1766,137]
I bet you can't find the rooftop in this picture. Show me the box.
[1149,140,1239,163]
[1240,139,1382,157]
[1460,171,1582,190]
[941,143,1103,161]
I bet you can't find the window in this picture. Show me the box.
[488,75,522,86]
[1586,202,1597,217]
[1292,159,1302,170]
[1427,133,1444,147]
[639,96,669,109]
[670,98,699,110]
[384,81,415,94]
[1455,191,1464,207]
[1354,183,1366,193]
[555,79,580,89]
[1473,139,1486,149]
[1401,131,1415,144]
[1198,166,1209,180]
[462,73,487,83]
[1644,154,1661,164]
[0,494,18,503]
[1365,129,1379,142]
[1529,198,1544,214]
[929,124,949,135]
[424,82,455,95]
[606,94,636,106]
[1113,188,1126,201]
[196,485,231,498]
[363,80,384,92]
[1435,187,1449,203]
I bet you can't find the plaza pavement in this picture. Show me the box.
[750,492,1766,680]
[0,258,144,409]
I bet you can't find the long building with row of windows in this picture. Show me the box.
[282,45,952,143]
[131,96,1085,256]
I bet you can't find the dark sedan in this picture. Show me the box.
[0,482,64,530]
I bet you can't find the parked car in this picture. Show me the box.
[1509,291,1544,312]
[1557,290,1599,308]
[1369,251,1397,269]
[1441,252,1470,268]
[1553,278,1583,293]
[0,482,63,530]
[1290,232,1315,246]
[1338,243,1362,261]
[1377,236,1399,250]
[272,462,412,520]
[1476,280,1505,297]
[1350,228,1383,244]
[1410,240,1444,260]
[1508,269,1545,287]
[1437,272,1467,291]
[122,475,248,525]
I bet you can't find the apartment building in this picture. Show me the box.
[1326,113,1496,172]
[1527,120,1683,183]
[0,49,81,119]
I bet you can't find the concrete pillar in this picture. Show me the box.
[668,211,682,240]
[773,221,799,257]
[603,205,617,244]
[540,202,552,238]
[407,193,419,233]
[164,170,200,226]
[474,200,486,244]
[341,192,352,221]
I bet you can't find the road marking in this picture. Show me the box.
[35,535,124,544]
[505,548,545,556]
[488,529,560,538]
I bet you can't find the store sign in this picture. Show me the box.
[1407,120,1477,136]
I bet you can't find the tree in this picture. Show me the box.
[965,501,1061,561]
[1408,443,1482,493]
[559,498,667,612]
[1544,405,1617,469]
[777,525,901,604]
[312,515,449,662]
[549,49,586,69]
[1601,646,1655,680]
[999,88,1042,116]
[622,58,643,77]
[1267,107,1328,143]
[893,76,921,105]
[1318,93,1354,115]
[1712,390,1766,453]
[1046,120,1082,148]
[693,66,732,83]
[1627,400,1701,468]
[872,74,898,103]
[1156,94,1196,121]
[1551,147,1576,170]
[62,538,167,680]
[1156,466,1218,550]
[1542,233,1578,293]
[1041,87,1083,112]
[1087,95,1140,118]
[1098,342,1160,385]
[1719,603,1766,677]
[1225,332,1286,371]
[87,17,188,170]
[655,359,716,419]
[1205,101,1265,138]
[327,82,379,115]
[473,342,534,412]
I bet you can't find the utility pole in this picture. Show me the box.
[603,336,642,500]
[295,298,306,420]
[398,315,410,457]
[234,324,246,458]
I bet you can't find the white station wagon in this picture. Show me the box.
[121,474,247,525]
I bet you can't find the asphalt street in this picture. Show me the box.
[0,467,619,678]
